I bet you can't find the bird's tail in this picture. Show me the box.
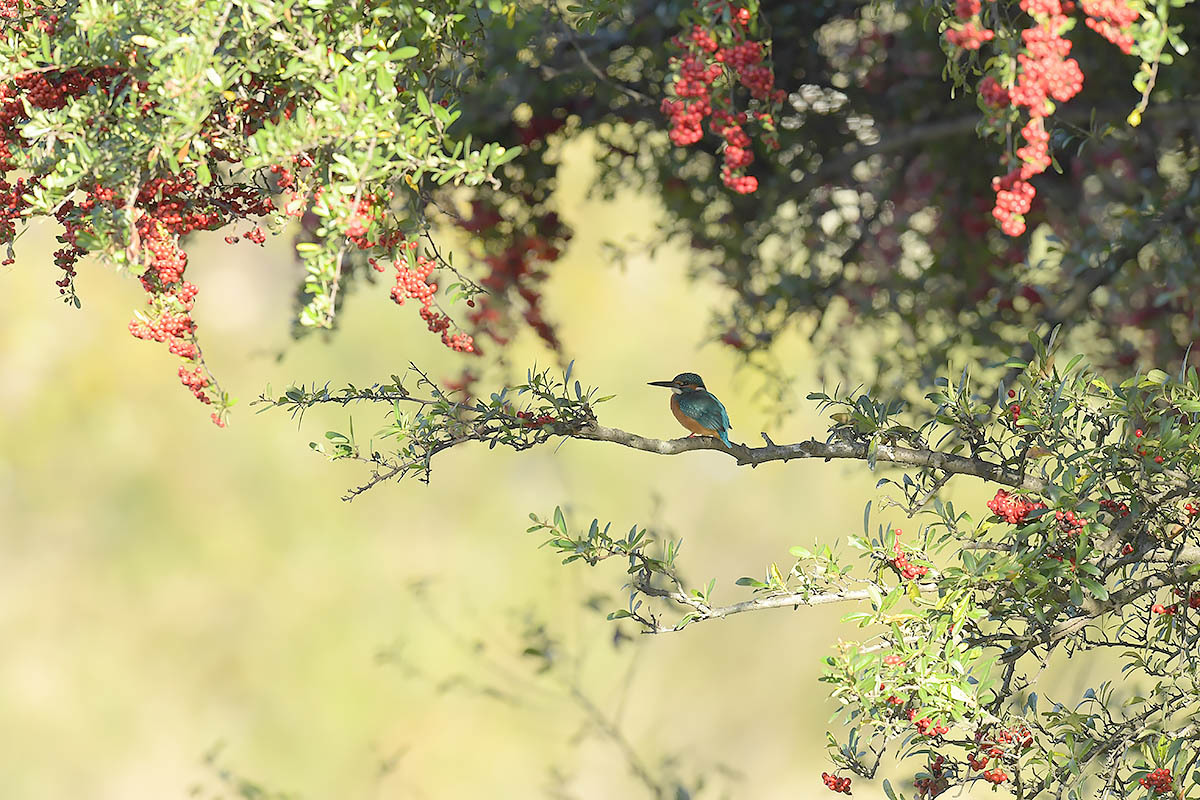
[719,429,731,447]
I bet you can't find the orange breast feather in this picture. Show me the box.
[671,394,721,437]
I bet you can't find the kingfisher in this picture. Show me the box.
[648,372,732,447]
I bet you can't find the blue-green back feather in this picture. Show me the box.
[678,390,732,446]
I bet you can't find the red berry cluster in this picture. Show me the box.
[1151,602,1177,615]
[1081,0,1138,53]
[453,203,568,356]
[2,10,471,424]
[1185,502,1200,517]
[945,0,996,49]
[883,653,904,666]
[113,169,271,422]
[956,0,982,17]
[661,0,783,194]
[990,167,1038,237]
[987,489,1047,524]
[1170,586,1200,609]
[1100,497,1130,518]
[889,528,929,580]
[124,218,224,415]
[981,768,1009,784]
[515,410,557,428]
[914,754,949,799]
[478,235,560,348]
[821,772,852,794]
[1010,9,1084,116]
[955,0,1132,237]
[979,75,1011,106]
[915,716,950,738]
[388,246,475,353]
[967,0,1134,236]
[967,725,1031,784]
[1139,767,1173,794]
[945,21,995,49]
[1054,508,1086,534]
[1008,398,1027,429]
[2,64,121,283]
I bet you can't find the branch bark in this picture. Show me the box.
[572,424,1049,494]
[634,584,879,633]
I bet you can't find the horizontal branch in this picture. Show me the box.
[638,584,872,631]
[573,424,1049,494]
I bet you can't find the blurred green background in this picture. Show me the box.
[0,140,1034,800]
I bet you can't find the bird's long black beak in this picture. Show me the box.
[647,380,676,388]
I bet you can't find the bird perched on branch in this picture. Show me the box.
[648,372,732,447]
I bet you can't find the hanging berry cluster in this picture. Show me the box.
[386,245,475,353]
[123,172,274,424]
[660,1,784,194]
[943,0,1142,236]
[820,772,852,794]
[1,3,513,425]
[888,528,929,580]
[444,199,571,385]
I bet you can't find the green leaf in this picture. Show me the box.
[1079,576,1109,600]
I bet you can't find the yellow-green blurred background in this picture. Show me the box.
[0,140,1030,800]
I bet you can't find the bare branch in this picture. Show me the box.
[573,424,1050,494]
[635,584,876,633]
